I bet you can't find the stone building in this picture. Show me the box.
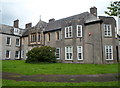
[0,7,119,64]
[0,20,25,60]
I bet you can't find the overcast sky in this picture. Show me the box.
[0,0,119,30]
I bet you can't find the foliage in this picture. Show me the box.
[26,46,56,63]
[2,79,119,86]
[105,1,120,18]
[2,60,118,75]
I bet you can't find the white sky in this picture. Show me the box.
[0,0,119,30]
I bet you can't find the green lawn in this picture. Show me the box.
[2,79,119,86]
[2,60,118,75]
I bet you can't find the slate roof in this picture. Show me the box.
[0,24,14,34]
[1,11,98,37]
[45,12,91,32]
[0,24,25,36]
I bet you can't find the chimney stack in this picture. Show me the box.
[90,7,97,17]
[49,18,55,23]
[13,19,19,28]
[25,23,32,28]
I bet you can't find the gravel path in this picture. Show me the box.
[2,72,120,83]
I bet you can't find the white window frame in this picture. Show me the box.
[65,46,73,60]
[104,24,112,37]
[15,51,20,59]
[77,46,83,60]
[6,37,11,45]
[16,38,20,46]
[56,48,60,59]
[77,25,82,37]
[5,50,11,59]
[105,45,113,60]
[65,26,72,38]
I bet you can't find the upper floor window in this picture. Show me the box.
[105,45,113,60]
[104,24,112,37]
[65,26,72,38]
[65,46,73,60]
[77,25,82,37]
[77,46,83,60]
[30,33,36,42]
[6,50,11,59]
[56,31,60,40]
[6,37,11,45]
[14,28,20,35]
[16,38,20,46]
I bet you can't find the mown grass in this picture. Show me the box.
[0,60,2,72]
[2,60,118,75]
[2,79,119,86]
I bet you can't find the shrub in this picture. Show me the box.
[26,46,57,63]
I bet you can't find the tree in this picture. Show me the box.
[105,1,120,18]
[26,46,57,63]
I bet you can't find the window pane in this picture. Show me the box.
[15,51,19,58]
[38,33,40,42]
[6,50,10,58]
[7,37,10,45]
[105,46,113,60]
[16,39,20,46]
[56,48,60,59]
[104,24,112,36]
[65,46,73,60]
[65,26,72,38]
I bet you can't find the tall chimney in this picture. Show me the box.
[25,23,32,28]
[90,7,97,17]
[13,19,19,28]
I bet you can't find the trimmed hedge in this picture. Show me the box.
[26,46,57,63]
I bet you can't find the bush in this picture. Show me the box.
[26,46,57,63]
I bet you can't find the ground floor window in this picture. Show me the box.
[15,51,20,59]
[77,46,83,60]
[21,50,24,58]
[65,46,73,60]
[56,48,60,59]
[6,50,10,59]
[105,45,113,60]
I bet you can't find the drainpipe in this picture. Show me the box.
[100,22,104,64]
[20,36,22,60]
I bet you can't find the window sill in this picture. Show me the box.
[5,58,10,60]
[65,59,73,60]
[16,45,20,47]
[65,37,73,39]
[77,36,83,38]
[78,59,83,60]
[104,36,112,38]
[106,59,113,60]
[15,58,20,60]
[6,44,11,46]
[56,58,60,60]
